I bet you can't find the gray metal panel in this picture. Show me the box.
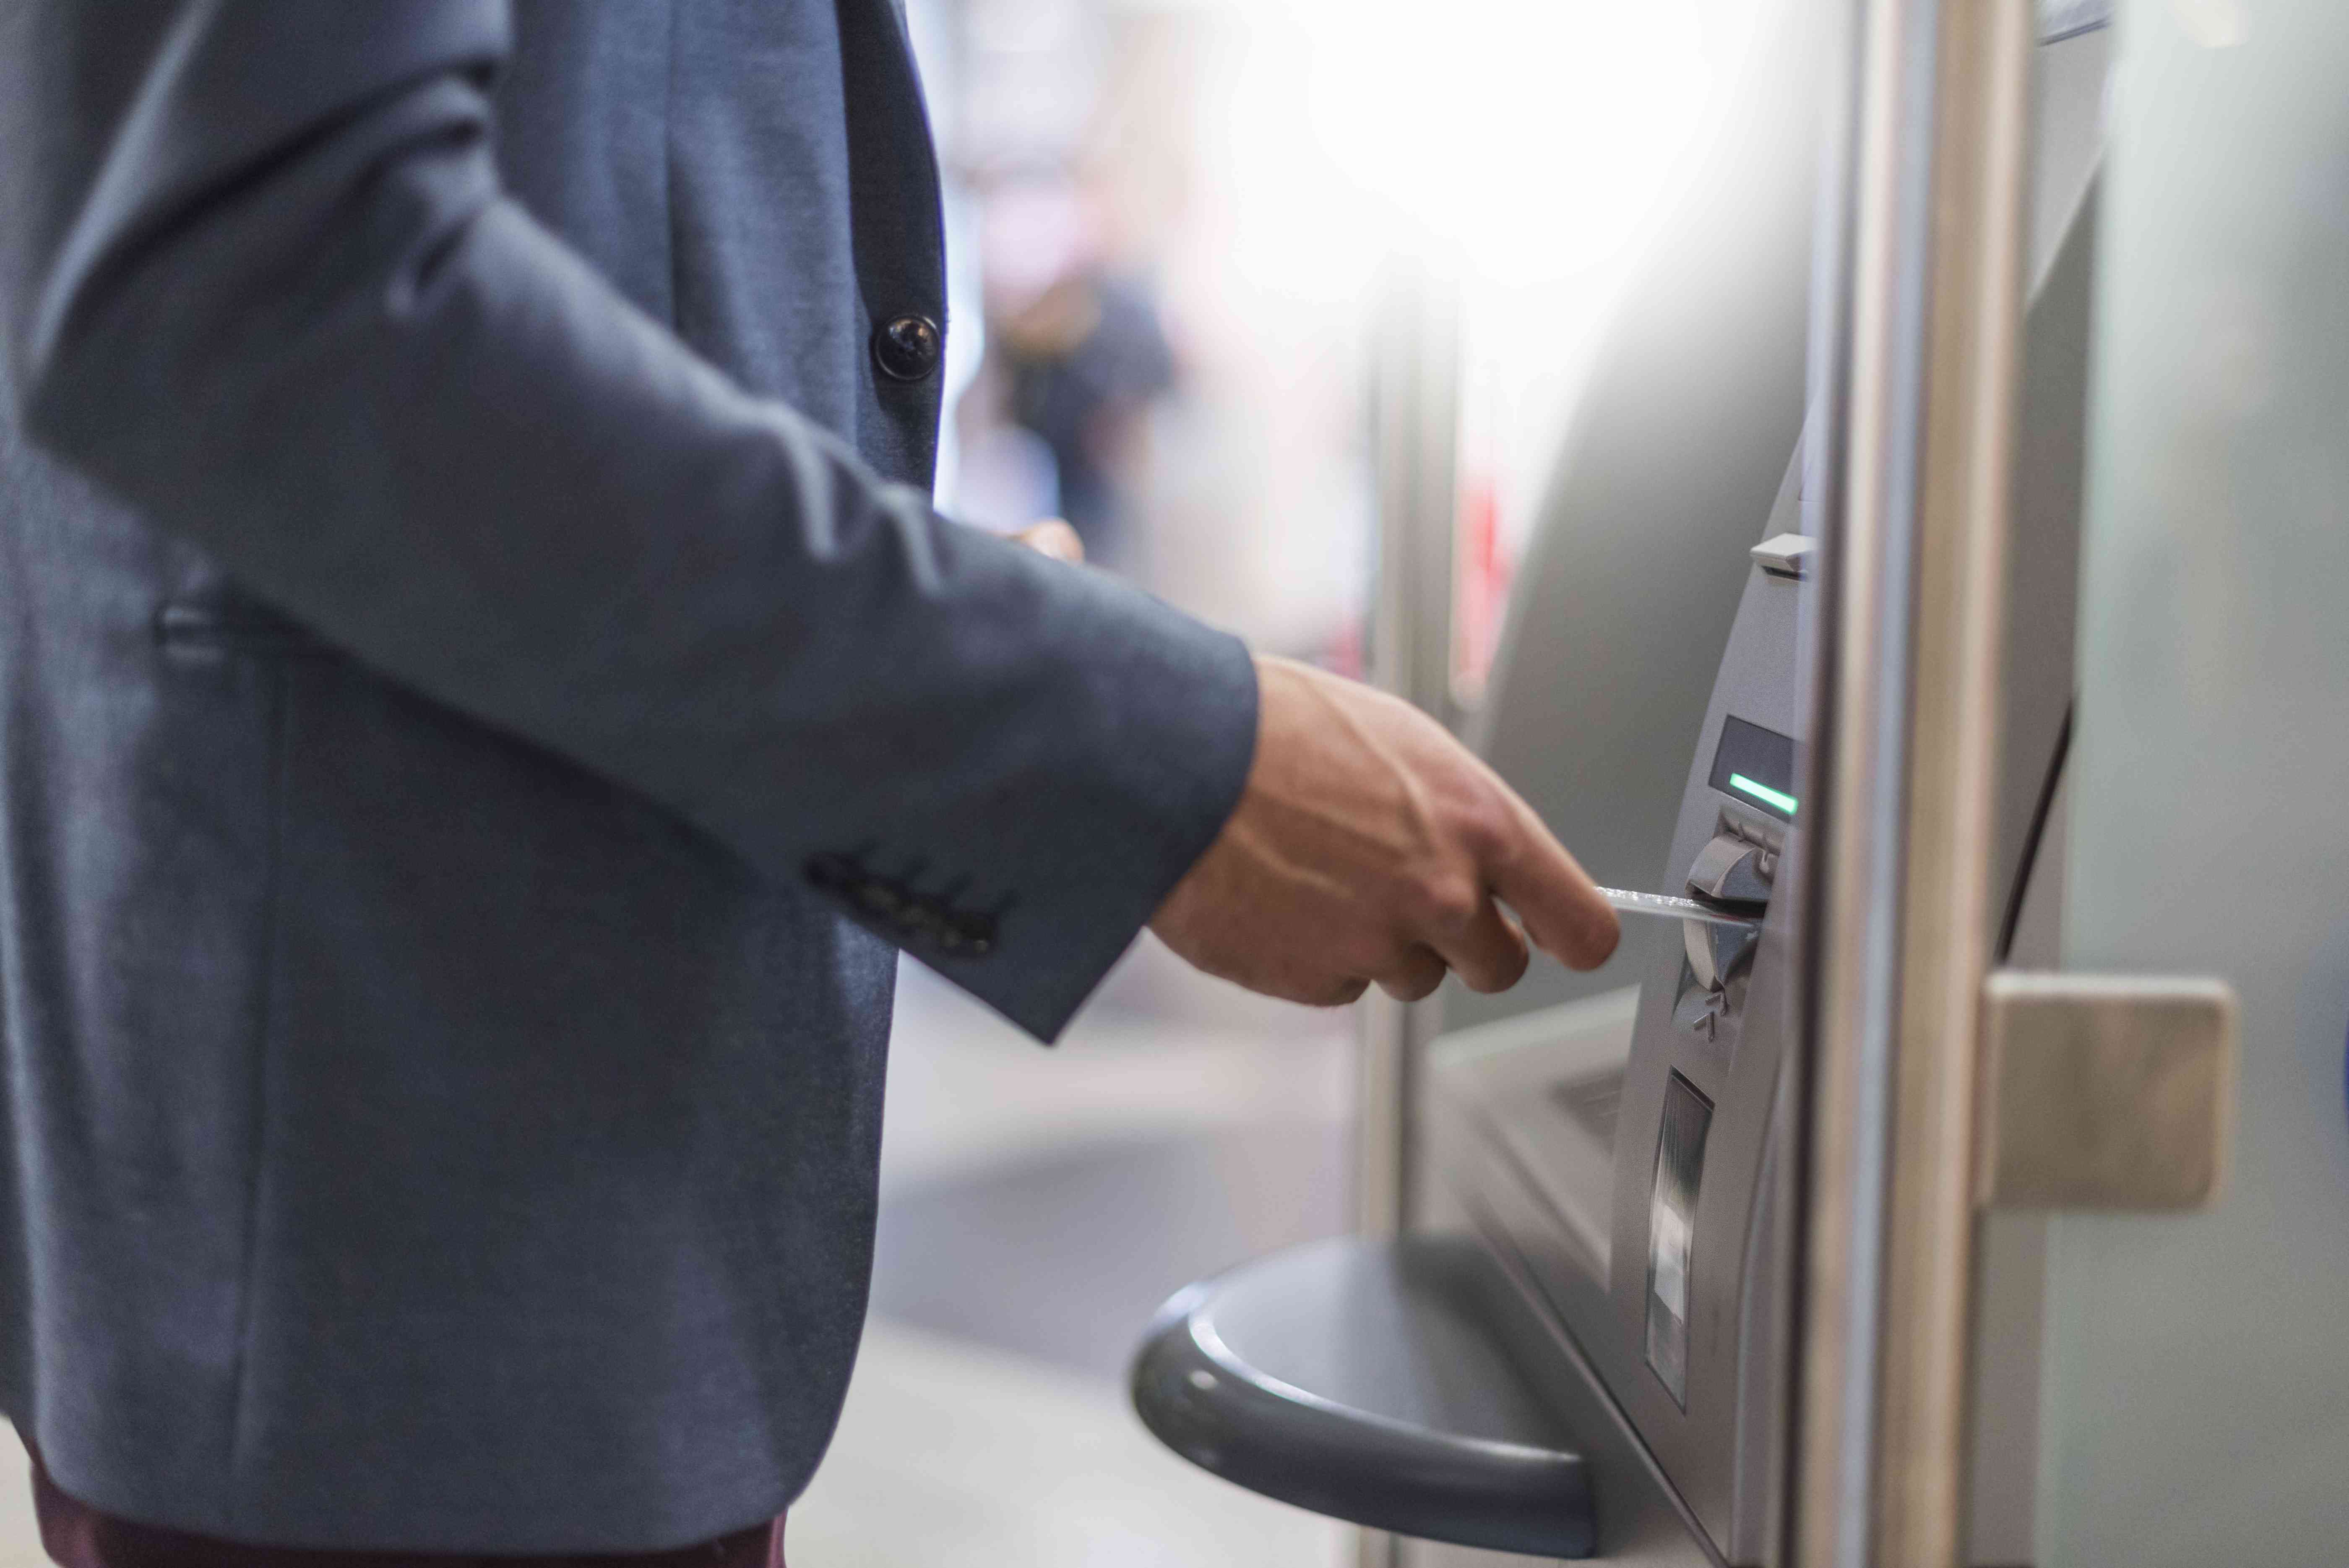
[1454,21,2106,1041]
[2042,0,2349,1520]
[1405,17,2113,1567]
[1131,1236,1595,1558]
[1604,563,1805,1559]
[1422,121,2104,1568]
[1448,8,1826,1034]
[1422,1175,1732,1568]
[2036,0,2113,44]
[1995,179,2102,943]
[2026,27,2110,287]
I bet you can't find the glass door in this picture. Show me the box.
[2034,1,2349,1560]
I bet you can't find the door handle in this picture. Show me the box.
[1974,971,2239,1210]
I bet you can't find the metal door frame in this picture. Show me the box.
[1781,3,2036,1565]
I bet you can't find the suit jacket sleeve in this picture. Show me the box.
[10,0,1258,1042]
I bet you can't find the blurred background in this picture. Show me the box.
[0,3,1765,1563]
[776,1,1760,1562]
[9,5,2344,1567]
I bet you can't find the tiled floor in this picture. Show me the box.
[803,946,1356,1563]
[788,1318,1344,1568]
[0,1443,36,1568]
[864,950,1352,1382]
[0,939,1357,1567]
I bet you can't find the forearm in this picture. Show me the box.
[15,0,1255,1037]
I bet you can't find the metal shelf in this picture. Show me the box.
[1131,1234,1596,1558]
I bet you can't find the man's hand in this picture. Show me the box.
[1151,655,1620,1005]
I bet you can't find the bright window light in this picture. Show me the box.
[1293,0,1719,284]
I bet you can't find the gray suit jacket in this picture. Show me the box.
[0,0,1256,1550]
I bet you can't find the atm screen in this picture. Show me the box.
[1709,715,1799,820]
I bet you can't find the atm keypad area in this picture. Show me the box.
[1426,542,1805,1565]
[1674,727,1789,1047]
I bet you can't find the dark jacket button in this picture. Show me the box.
[871,314,942,382]
[952,912,997,957]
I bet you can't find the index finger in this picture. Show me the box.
[1483,789,1620,970]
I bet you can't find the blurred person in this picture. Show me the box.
[0,5,1617,1565]
[975,175,1176,569]
[996,268,1176,568]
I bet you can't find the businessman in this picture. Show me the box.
[0,3,1617,1561]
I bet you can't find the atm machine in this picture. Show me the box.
[1131,6,2110,1563]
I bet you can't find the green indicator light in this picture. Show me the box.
[1729,773,1799,815]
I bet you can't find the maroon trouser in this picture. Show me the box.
[26,1448,786,1568]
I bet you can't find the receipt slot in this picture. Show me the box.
[1675,818,1778,1030]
